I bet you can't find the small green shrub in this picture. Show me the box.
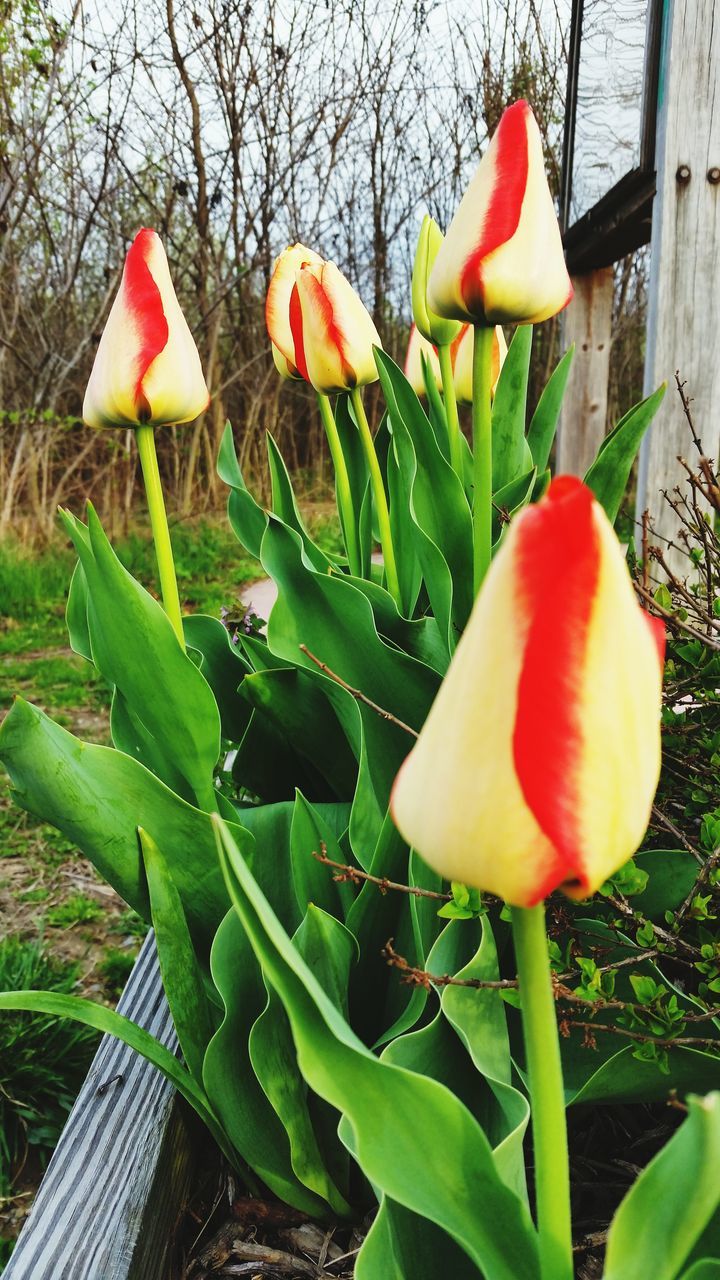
[46,893,103,927]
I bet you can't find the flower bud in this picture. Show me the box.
[404,324,442,397]
[428,101,573,327]
[83,229,209,428]
[450,324,507,404]
[391,477,665,907]
[292,262,382,394]
[411,215,463,346]
[266,242,324,378]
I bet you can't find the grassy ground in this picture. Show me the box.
[0,506,340,1261]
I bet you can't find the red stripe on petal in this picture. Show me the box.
[461,101,531,316]
[642,610,666,671]
[289,283,309,381]
[123,229,169,413]
[512,477,600,894]
[300,267,356,386]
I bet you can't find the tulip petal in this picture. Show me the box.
[295,262,381,394]
[404,324,441,396]
[266,242,324,369]
[83,228,209,429]
[391,476,664,907]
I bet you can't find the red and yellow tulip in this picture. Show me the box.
[404,324,442,396]
[292,261,382,394]
[451,323,507,404]
[265,242,324,379]
[391,477,664,907]
[428,100,573,327]
[83,229,209,428]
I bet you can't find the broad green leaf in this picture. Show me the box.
[266,433,332,573]
[249,981,353,1217]
[386,430,424,618]
[440,917,530,1200]
[680,1262,720,1279]
[604,1093,720,1280]
[375,348,473,647]
[634,849,699,920]
[59,504,220,810]
[584,383,666,523]
[66,560,91,661]
[218,420,267,557]
[356,1197,482,1280]
[526,346,574,473]
[491,325,533,491]
[0,989,236,1167]
[183,614,253,743]
[491,467,537,545]
[0,698,232,957]
[140,828,215,1084]
[215,817,540,1280]
[422,357,452,463]
[111,687,194,802]
[290,791,355,920]
[203,909,326,1216]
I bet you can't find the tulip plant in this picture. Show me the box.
[3,99,720,1280]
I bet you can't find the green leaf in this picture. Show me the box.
[584,384,666,523]
[604,1093,720,1280]
[491,325,533,491]
[183,614,253,743]
[0,989,236,1166]
[59,504,220,809]
[335,395,373,578]
[65,560,91,661]
[203,909,326,1215]
[215,816,540,1280]
[634,849,699,920]
[266,433,332,573]
[356,1198,482,1280]
[526,346,574,473]
[217,420,267,557]
[0,698,237,958]
[680,1262,720,1279]
[375,348,473,648]
[386,427,424,617]
[290,791,355,920]
[140,828,215,1084]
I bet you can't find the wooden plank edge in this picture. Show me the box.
[4,931,196,1280]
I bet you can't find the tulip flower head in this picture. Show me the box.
[404,324,442,397]
[451,323,507,404]
[266,242,325,379]
[411,215,463,346]
[83,229,209,428]
[291,261,382,394]
[391,477,665,907]
[428,100,573,327]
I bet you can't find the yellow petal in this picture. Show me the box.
[403,324,441,396]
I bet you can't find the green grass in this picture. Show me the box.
[46,894,104,928]
[0,936,99,1202]
[98,947,135,998]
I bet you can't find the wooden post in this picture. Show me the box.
[556,266,614,475]
[637,0,720,563]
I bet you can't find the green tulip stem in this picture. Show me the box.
[349,387,401,608]
[471,324,495,596]
[437,342,463,480]
[316,393,362,578]
[135,424,184,649]
[511,903,573,1280]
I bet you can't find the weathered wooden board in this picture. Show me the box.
[637,0,720,563]
[557,265,614,476]
[4,933,195,1280]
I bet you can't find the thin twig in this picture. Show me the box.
[299,644,419,737]
[651,804,705,864]
[312,847,451,900]
[674,847,720,927]
[634,582,720,651]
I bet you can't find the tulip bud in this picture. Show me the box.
[404,324,442,397]
[391,477,664,907]
[411,215,463,346]
[450,323,507,404]
[292,261,382,394]
[428,101,573,327]
[83,229,209,429]
[266,242,324,378]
